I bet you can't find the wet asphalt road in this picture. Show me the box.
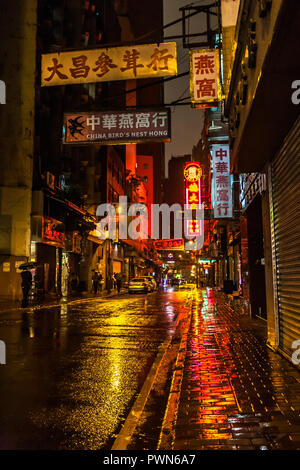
[0,288,192,450]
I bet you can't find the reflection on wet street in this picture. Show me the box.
[0,289,192,449]
[160,290,300,450]
[1,287,300,450]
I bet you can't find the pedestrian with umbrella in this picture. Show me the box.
[19,264,34,308]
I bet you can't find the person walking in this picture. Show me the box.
[92,270,99,295]
[116,274,122,293]
[21,268,32,308]
[113,273,117,290]
[98,272,103,292]
[70,272,79,293]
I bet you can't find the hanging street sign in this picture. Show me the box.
[211,144,233,218]
[154,239,184,251]
[42,217,65,248]
[184,162,204,239]
[41,42,177,87]
[63,108,171,145]
[240,173,267,211]
[189,48,222,106]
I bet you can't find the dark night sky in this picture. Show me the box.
[163,0,209,174]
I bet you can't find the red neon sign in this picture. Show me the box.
[184,162,203,239]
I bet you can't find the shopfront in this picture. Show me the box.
[31,216,65,297]
[240,174,268,318]
[269,117,300,360]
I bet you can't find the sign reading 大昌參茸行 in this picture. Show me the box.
[41,42,177,86]
[63,109,171,145]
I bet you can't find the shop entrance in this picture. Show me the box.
[246,195,267,319]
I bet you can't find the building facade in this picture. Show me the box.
[225,0,300,363]
[0,0,165,300]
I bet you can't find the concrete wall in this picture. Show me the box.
[0,0,37,298]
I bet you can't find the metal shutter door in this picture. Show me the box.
[272,117,300,358]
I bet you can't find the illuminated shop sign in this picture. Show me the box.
[240,173,267,211]
[154,239,184,251]
[189,49,222,106]
[184,163,202,182]
[211,144,233,218]
[42,217,65,248]
[42,42,177,87]
[184,162,203,238]
[63,109,171,145]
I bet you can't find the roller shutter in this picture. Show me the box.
[271,117,300,359]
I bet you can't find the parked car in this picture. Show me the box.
[128,277,152,294]
[144,276,157,291]
[179,280,194,289]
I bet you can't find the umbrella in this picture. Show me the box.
[18,262,39,270]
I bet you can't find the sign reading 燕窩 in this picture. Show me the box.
[41,42,177,87]
[189,49,222,106]
[211,144,233,218]
[63,109,171,145]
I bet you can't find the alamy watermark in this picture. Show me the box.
[291,340,300,366]
[291,80,300,105]
[0,340,6,365]
[0,80,6,104]
[96,196,204,251]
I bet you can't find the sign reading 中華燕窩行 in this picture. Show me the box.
[63,109,171,145]
[41,42,177,87]
[189,49,222,105]
[211,144,233,218]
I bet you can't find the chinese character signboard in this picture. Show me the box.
[240,173,266,211]
[184,163,202,182]
[211,144,233,218]
[154,239,184,251]
[42,217,65,248]
[42,42,177,87]
[63,109,171,145]
[184,162,203,238]
[189,49,222,106]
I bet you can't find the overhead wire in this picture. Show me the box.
[92,2,219,109]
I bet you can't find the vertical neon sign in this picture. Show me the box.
[184,162,203,240]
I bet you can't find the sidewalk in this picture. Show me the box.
[159,289,300,450]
